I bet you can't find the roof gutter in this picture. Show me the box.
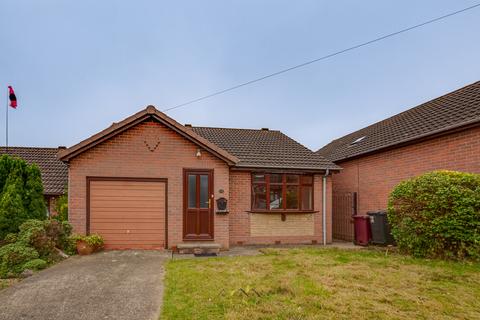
[322,169,330,245]
[230,165,341,172]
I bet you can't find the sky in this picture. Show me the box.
[1,1,479,151]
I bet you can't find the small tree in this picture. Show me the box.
[24,165,48,220]
[0,175,27,237]
[54,188,68,222]
[388,170,480,260]
[0,155,47,239]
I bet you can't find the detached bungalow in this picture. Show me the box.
[318,81,480,241]
[58,106,340,250]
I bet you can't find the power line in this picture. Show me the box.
[163,3,480,112]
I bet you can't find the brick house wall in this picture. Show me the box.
[66,115,335,250]
[229,171,333,245]
[68,120,231,249]
[332,126,480,240]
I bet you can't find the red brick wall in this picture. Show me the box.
[332,126,480,239]
[229,171,333,245]
[68,120,230,249]
[68,118,334,249]
[229,171,251,243]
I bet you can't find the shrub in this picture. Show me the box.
[0,155,47,239]
[44,219,73,251]
[53,190,68,222]
[22,258,47,271]
[0,242,39,277]
[46,220,76,255]
[17,220,55,259]
[388,170,480,260]
[0,219,75,278]
[62,237,77,256]
[71,233,104,252]
[85,234,104,250]
[3,233,17,244]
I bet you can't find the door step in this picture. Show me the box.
[177,243,221,254]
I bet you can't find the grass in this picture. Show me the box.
[162,248,480,320]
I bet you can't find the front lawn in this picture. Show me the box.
[162,248,480,319]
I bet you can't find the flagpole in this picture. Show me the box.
[5,90,10,153]
[5,87,8,152]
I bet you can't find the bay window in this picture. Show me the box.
[251,173,314,211]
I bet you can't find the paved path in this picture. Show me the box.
[172,241,363,259]
[219,241,364,256]
[0,251,168,320]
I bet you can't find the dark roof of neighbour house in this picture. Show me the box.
[317,81,480,162]
[0,147,68,196]
[59,105,339,171]
[192,127,340,171]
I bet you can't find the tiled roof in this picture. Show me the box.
[59,105,338,171]
[59,106,239,165]
[192,127,340,171]
[0,147,67,195]
[317,81,480,162]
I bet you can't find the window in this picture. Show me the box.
[187,174,197,208]
[350,135,366,145]
[251,173,314,211]
[199,175,209,209]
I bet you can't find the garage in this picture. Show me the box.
[87,178,167,250]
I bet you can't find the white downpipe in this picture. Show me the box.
[322,169,330,245]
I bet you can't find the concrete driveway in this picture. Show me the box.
[0,250,168,320]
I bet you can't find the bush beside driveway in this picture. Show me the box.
[0,250,167,320]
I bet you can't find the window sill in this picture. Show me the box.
[247,210,319,214]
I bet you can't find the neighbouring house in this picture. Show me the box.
[318,81,480,241]
[58,106,340,250]
[0,147,68,216]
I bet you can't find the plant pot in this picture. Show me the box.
[76,240,94,255]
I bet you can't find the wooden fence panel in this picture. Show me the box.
[332,192,355,241]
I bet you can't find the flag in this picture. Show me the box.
[8,86,17,108]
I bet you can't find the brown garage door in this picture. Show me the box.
[88,178,167,250]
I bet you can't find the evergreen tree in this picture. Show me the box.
[0,155,46,239]
[0,155,13,189]
[0,175,27,238]
[25,164,46,220]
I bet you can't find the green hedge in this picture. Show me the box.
[388,170,480,260]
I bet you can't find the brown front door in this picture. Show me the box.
[183,169,214,240]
